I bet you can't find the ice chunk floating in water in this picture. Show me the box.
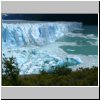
[2,21,84,74]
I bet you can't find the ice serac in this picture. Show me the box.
[2,21,82,47]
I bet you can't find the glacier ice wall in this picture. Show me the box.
[2,21,84,74]
[2,21,82,47]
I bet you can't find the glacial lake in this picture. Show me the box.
[56,25,98,56]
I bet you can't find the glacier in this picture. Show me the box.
[2,21,82,46]
[2,21,84,74]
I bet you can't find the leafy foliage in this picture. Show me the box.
[2,55,20,85]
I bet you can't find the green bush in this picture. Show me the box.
[2,55,20,85]
[40,65,72,75]
[51,66,72,75]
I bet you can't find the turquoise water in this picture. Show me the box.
[71,25,98,36]
[56,25,98,55]
[83,25,98,36]
[60,45,98,55]
[56,36,97,45]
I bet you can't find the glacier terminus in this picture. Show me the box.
[2,21,98,74]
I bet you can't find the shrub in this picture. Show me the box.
[2,55,20,85]
[51,66,72,75]
[40,65,72,76]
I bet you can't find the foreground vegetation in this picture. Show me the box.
[2,56,98,86]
